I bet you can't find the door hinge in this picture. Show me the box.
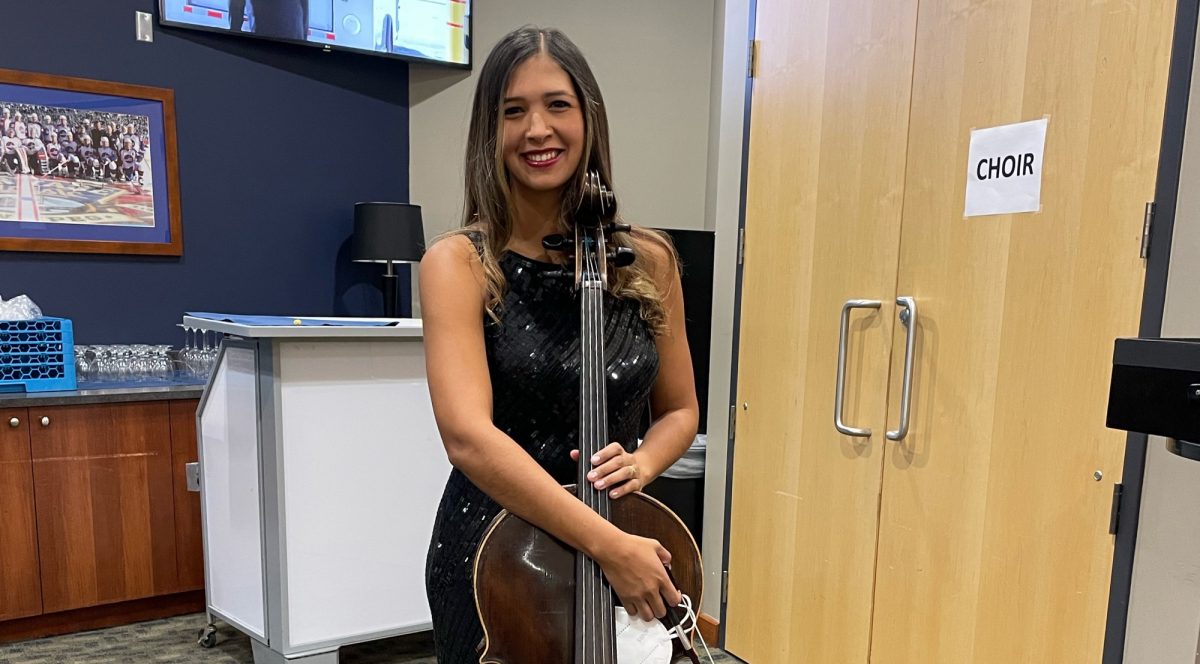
[728,403,737,441]
[737,227,745,265]
[1109,483,1124,535]
[722,569,730,604]
[747,39,759,79]
[1140,202,1155,259]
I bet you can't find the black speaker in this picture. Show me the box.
[641,228,715,544]
[663,228,716,434]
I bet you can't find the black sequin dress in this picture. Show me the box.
[424,245,661,663]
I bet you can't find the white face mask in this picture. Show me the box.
[614,607,674,664]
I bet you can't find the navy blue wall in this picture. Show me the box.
[0,0,411,344]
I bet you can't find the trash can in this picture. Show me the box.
[643,434,706,544]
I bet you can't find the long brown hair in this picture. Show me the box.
[444,25,678,335]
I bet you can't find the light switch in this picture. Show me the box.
[186,462,201,492]
[136,11,153,43]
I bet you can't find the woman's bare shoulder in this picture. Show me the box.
[421,233,485,291]
[424,233,480,267]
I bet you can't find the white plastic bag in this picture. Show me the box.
[0,294,43,321]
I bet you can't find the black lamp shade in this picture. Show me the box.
[351,202,425,263]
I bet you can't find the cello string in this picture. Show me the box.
[599,238,611,524]
[598,239,616,658]
[585,233,599,661]
[585,237,592,661]
[576,226,589,662]
[597,245,607,659]
[590,236,612,660]
[595,236,613,657]
[592,250,598,663]
[593,246,606,660]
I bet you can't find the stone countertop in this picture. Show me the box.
[0,381,206,408]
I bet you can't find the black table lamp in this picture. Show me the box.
[351,202,425,318]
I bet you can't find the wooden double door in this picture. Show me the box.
[724,0,1176,662]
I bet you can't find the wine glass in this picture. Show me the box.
[74,344,91,381]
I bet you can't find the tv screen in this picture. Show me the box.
[159,0,471,68]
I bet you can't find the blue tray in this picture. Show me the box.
[0,317,77,393]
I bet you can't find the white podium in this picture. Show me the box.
[185,316,450,664]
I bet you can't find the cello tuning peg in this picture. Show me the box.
[541,234,569,252]
[604,223,632,236]
[608,247,636,268]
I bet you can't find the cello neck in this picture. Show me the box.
[574,223,618,664]
[577,227,611,517]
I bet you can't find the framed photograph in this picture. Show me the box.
[0,68,181,256]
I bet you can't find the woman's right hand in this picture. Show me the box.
[594,532,682,622]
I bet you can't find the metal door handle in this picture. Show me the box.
[39,416,50,427]
[835,299,881,437]
[887,297,917,441]
[8,417,18,428]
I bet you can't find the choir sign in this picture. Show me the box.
[964,118,1049,218]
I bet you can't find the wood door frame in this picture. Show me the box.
[716,0,757,647]
[1105,1,1200,662]
[716,0,1200,657]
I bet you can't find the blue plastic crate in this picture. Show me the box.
[0,317,77,393]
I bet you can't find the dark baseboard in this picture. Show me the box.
[0,590,205,645]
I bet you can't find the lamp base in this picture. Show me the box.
[381,272,398,318]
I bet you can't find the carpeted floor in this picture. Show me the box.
[0,612,741,663]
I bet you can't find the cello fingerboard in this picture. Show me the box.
[575,224,618,663]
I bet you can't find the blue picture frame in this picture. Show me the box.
[0,68,182,256]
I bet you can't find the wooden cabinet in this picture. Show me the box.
[30,401,180,613]
[169,400,204,591]
[0,408,42,621]
[0,397,204,627]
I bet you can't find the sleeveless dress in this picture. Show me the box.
[423,243,661,663]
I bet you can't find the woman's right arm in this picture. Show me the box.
[420,235,679,621]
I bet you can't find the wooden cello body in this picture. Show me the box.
[473,173,704,664]
[474,488,703,663]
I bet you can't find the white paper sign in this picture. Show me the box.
[964,118,1049,217]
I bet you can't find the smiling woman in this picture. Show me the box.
[417,25,701,664]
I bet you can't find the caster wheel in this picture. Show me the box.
[198,625,218,648]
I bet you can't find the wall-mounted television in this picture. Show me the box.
[159,0,471,68]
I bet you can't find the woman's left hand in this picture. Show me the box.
[571,443,645,499]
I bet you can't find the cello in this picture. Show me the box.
[472,172,705,663]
